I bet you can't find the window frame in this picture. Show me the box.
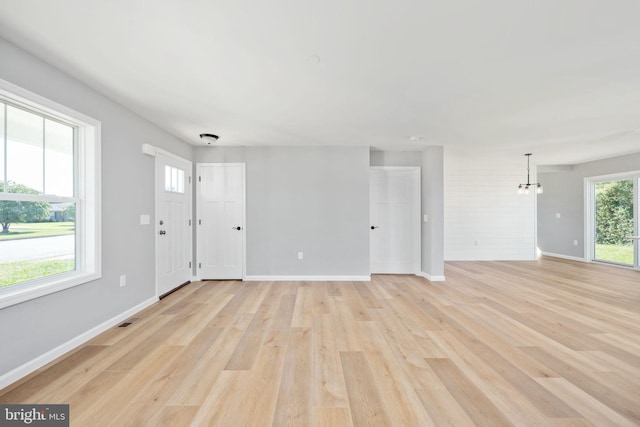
[584,170,639,270]
[0,78,101,309]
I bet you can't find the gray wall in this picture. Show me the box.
[0,37,192,376]
[538,152,640,258]
[370,150,423,167]
[422,147,445,277]
[194,146,371,276]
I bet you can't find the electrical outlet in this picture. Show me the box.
[573,240,578,246]
[555,213,561,219]
[120,274,127,287]
[298,251,304,260]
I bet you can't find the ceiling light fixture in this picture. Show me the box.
[517,153,543,194]
[199,133,219,145]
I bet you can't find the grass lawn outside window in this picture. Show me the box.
[0,221,75,287]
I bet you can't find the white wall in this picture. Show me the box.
[444,150,536,260]
[0,37,192,380]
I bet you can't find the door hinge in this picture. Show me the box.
[198,219,201,225]
[189,219,192,226]
[198,176,201,182]
[189,261,192,268]
[189,176,192,184]
[198,262,202,269]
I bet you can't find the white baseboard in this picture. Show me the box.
[416,272,446,282]
[243,275,371,282]
[0,296,158,390]
[540,252,587,263]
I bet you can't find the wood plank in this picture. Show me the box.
[523,345,640,423]
[189,370,250,426]
[291,286,314,328]
[410,366,476,427]
[146,405,199,427]
[340,351,391,427]
[356,322,435,426]
[273,328,312,425]
[73,345,183,426]
[426,358,513,427]
[330,297,364,352]
[312,314,349,408]
[263,293,296,347]
[537,377,637,427]
[312,407,354,427]
[239,344,287,427]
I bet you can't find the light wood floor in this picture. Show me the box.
[1,257,639,426]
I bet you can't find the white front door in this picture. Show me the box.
[370,167,421,274]
[156,151,192,296]
[196,163,245,279]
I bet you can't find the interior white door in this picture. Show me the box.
[197,163,245,279]
[156,152,192,296]
[370,167,420,274]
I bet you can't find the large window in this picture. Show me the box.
[587,173,639,269]
[0,79,101,308]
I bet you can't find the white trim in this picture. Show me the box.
[0,296,158,390]
[141,143,157,157]
[540,252,587,263]
[584,177,594,262]
[153,146,190,163]
[533,167,539,260]
[243,275,371,282]
[586,170,640,182]
[0,78,99,126]
[0,272,102,310]
[416,272,446,282]
[240,164,247,280]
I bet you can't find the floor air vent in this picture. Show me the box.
[117,317,140,328]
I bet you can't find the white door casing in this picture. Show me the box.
[370,167,421,274]
[196,163,246,279]
[156,151,192,296]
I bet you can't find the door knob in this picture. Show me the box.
[159,230,166,235]
[371,226,379,230]
[233,226,242,231]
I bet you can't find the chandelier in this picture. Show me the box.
[517,153,543,194]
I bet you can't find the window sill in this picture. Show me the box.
[0,271,101,309]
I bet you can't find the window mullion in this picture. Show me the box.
[2,102,6,191]
[42,116,46,194]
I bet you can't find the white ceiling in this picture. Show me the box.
[1,0,639,165]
